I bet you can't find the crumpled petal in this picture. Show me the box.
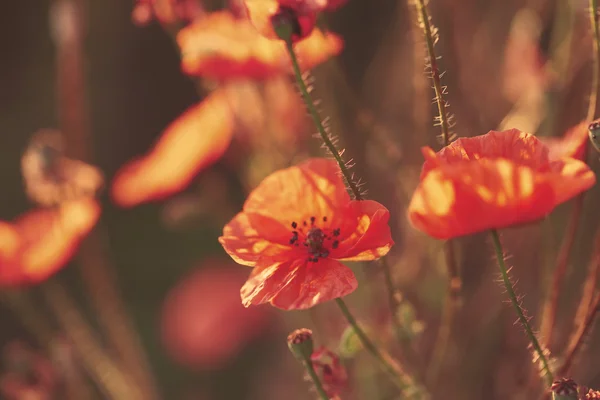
[333,200,393,261]
[241,258,357,310]
[219,212,295,267]
[111,89,235,207]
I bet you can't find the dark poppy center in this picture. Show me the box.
[289,216,341,263]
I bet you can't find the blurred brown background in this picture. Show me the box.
[1,0,600,399]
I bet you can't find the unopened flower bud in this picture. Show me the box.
[287,328,314,360]
[551,378,578,400]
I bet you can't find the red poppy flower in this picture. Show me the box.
[310,346,348,398]
[540,121,588,161]
[177,11,343,80]
[219,158,393,310]
[0,199,101,285]
[407,129,596,239]
[111,89,235,208]
[160,260,273,369]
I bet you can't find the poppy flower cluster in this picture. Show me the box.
[407,129,596,239]
[112,9,343,207]
[219,158,393,310]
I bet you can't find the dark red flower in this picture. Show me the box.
[219,158,393,310]
[408,129,596,239]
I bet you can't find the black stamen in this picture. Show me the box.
[291,221,297,229]
[322,216,327,222]
[332,240,339,249]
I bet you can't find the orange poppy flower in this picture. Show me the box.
[177,11,343,80]
[0,199,101,285]
[219,158,393,310]
[540,121,589,161]
[407,129,596,239]
[111,89,235,208]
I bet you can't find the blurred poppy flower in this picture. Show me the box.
[219,158,393,310]
[0,199,100,285]
[407,129,596,239]
[310,346,347,399]
[0,341,56,400]
[160,260,273,369]
[111,89,235,208]
[540,121,589,161]
[177,10,343,80]
[131,0,204,26]
[21,129,104,207]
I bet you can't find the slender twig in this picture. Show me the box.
[301,357,330,400]
[587,0,600,122]
[284,40,363,200]
[539,0,598,354]
[569,228,600,347]
[335,298,421,395]
[41,280,143,400]
[539,199,584,347]
[558,292,600,376]
[411,0,461,385]
[51,1,159,397]
[490,230,554,386]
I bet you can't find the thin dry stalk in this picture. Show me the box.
[51,0,159,398]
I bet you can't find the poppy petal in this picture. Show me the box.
[219,212,295,267]
[421,129,549,179]
[408,158,556,239]
[111,89,235,207]
[0,199,101,285]
[177,11,343,80]
[549,158,596,204]
[241,258,357,310]
[243,158,351,232]
[334,200,394,261]
[542,121,589,161]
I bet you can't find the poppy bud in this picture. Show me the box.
[287,328,314,360]
[551,378,578,400]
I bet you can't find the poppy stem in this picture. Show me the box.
[300,356,331,400]
[41,279,144,400]
[489,230,554,386]
[587,0,600,121]
[558,292,600,376]
[412,0,462,385]
[334,298,421,395]
[412,0,453,146]
[284,40,363,201]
